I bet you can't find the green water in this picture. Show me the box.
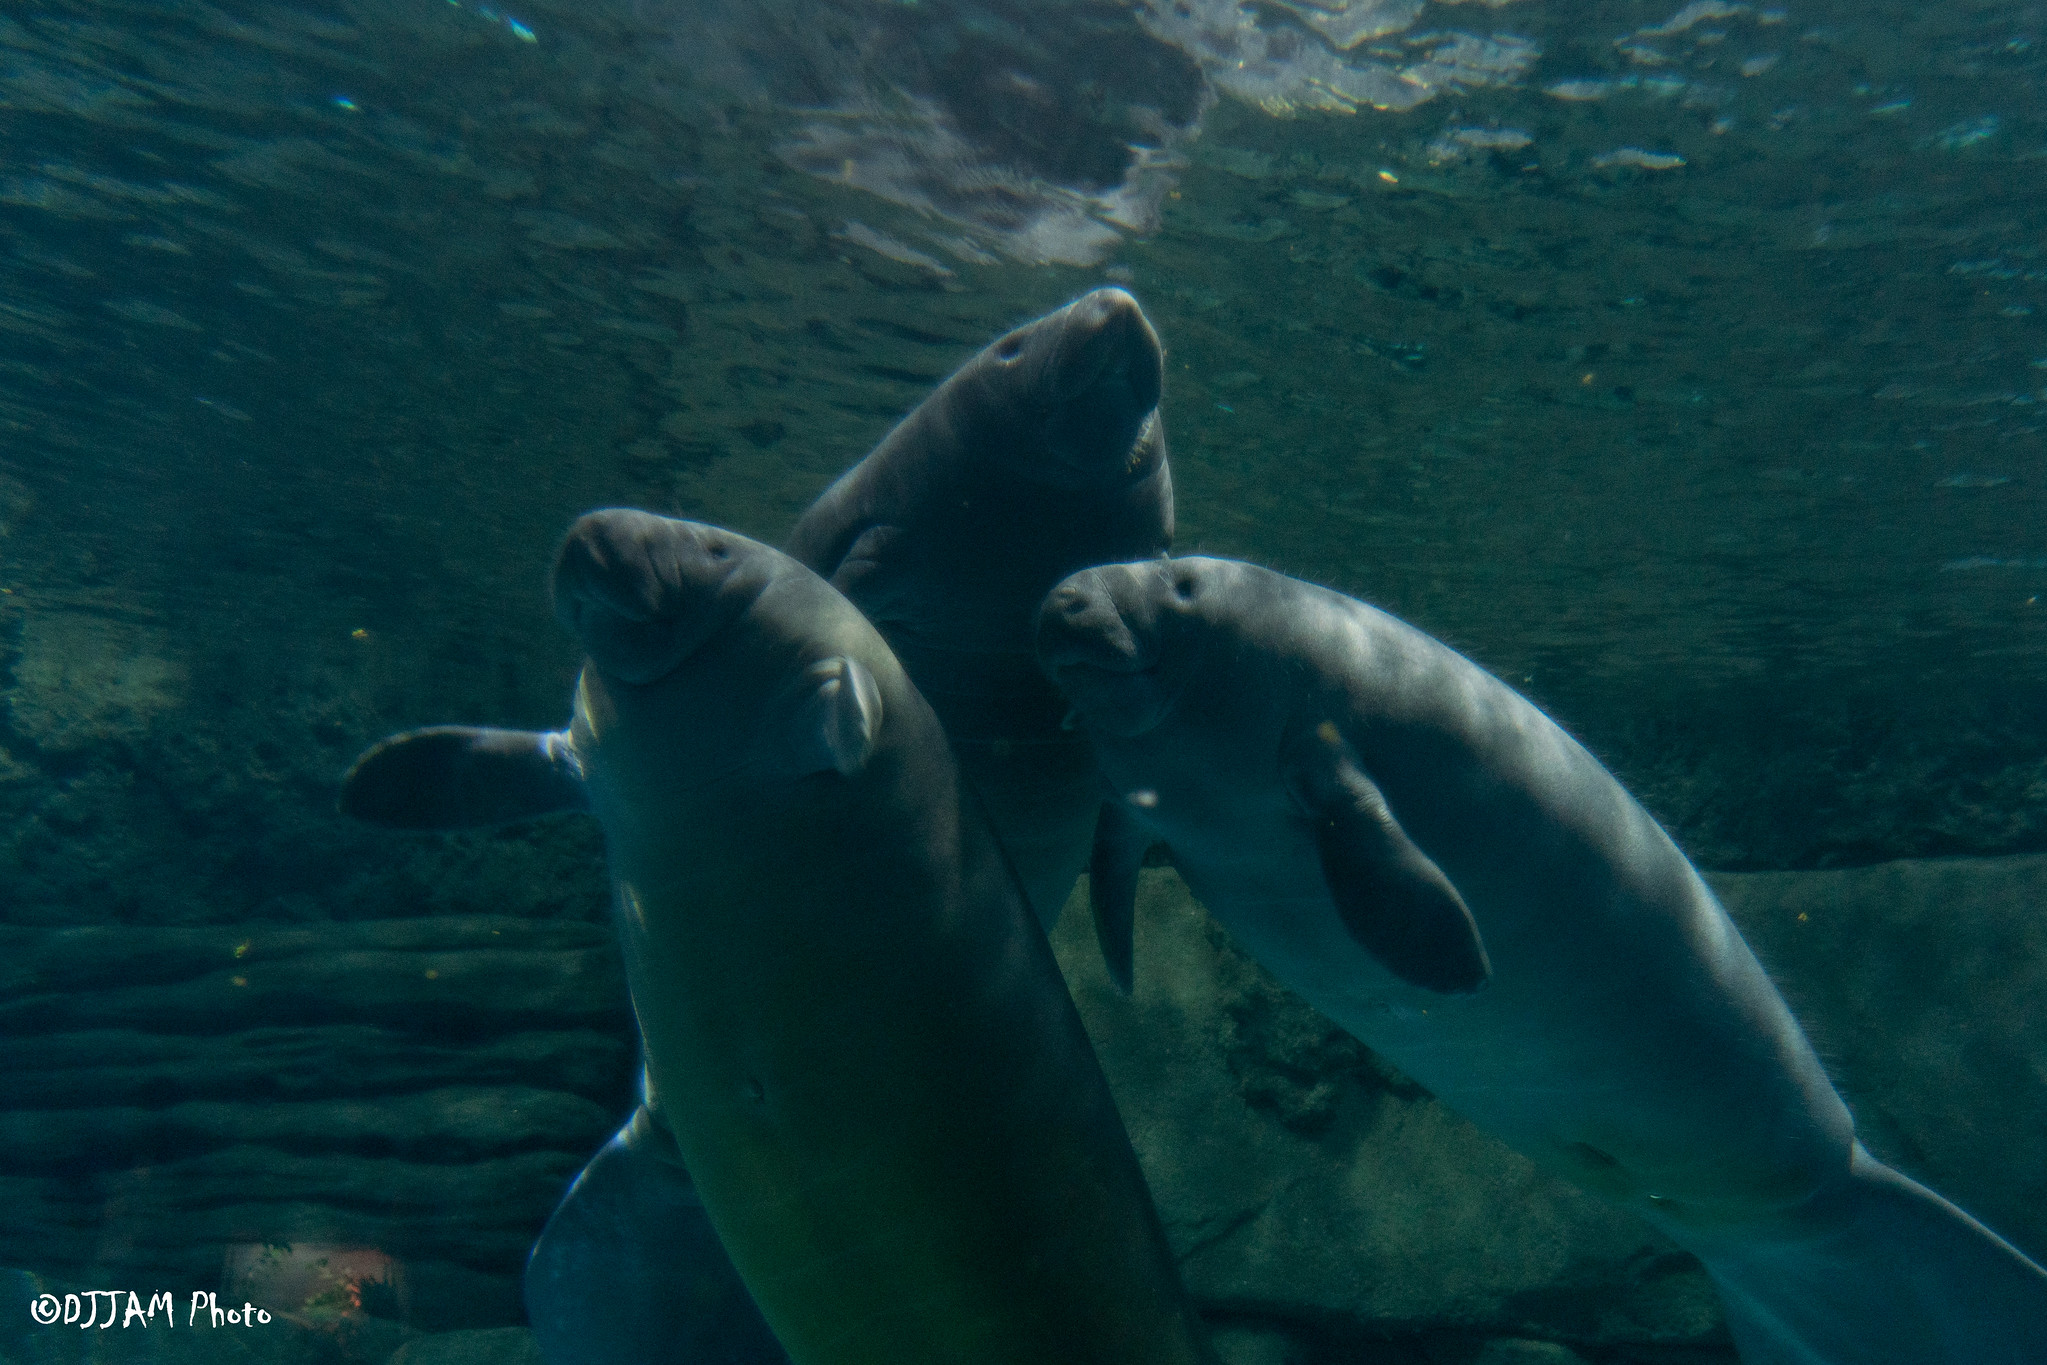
[1,1,2043,1360]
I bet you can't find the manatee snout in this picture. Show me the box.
[1036,569,1154,675]
[553,509,755,685]
[1049,288,1163,408]
[1036,563,1190,737]
[1031,288,1165,481]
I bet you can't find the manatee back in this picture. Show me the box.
[784,294,1176,925]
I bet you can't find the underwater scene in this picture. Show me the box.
[3,0,2046,1361]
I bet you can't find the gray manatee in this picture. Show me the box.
[1035,554,2047,1365]
[341,512,1217,1365]
[787,286,1172,929]
[522,1103,783,1365]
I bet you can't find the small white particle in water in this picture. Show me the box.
[1128,790,1160,809]
[1545,79,1611,101]
[1593,147,1687,170]
[1450,126,1533,150]
[1637,2,1749,39]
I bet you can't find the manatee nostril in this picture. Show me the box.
[1175,576,1195,600]
[995,335,1024,362]
[709,544,730,561]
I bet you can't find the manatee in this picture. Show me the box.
[342,511,1216,1365]
[787,286,1172,929]
[1035,555,2047,1365]
[523,1103,785,1365]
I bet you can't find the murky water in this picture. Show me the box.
[2,2,2043,1361]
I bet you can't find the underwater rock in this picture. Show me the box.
[0,917,629,1035]
[389,1327,544,1365]
[1468,1341,1593,1365]
[1051,855,2046,1349]
[1205,1322,1304,1365]
[5,613,185,754]
[0,916,633,1330]
[4,853,2037,1348]
[1716,855,2047,1264]
[1051,870,1729,1348]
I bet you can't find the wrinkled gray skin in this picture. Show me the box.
[788,286,1172,929]
[341,513,1215,1365]
[1037,555,2047,1365]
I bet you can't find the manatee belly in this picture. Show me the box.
[954,735,1102,926]
[613,856,1208,1365]
[889,638,1105,927]
[1179,847,1853,1227]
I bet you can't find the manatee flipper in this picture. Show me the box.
[339,727,585,830]
[1089,801,1151,994]
[775,656,883,777]
[1696,1143,2047,1365]
[525,1105,788,1365]
[823,523,906,599]
[1283,723,1490,996]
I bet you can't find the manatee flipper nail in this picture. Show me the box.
[338,726,585,830]
[1284,728,1490,996]
[778,656,883,777]
[1089,800,1151,995]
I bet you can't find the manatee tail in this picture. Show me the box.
[1691,1144,2047,1364]
[525,1105,788,1365]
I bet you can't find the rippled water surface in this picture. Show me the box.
[6,0,2044,868]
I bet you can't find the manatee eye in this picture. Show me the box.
[994,335,1024,362]
[1174,575,1196,600]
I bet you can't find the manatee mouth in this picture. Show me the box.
[1046,658,1160,709]
[1045,659,1175,738]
